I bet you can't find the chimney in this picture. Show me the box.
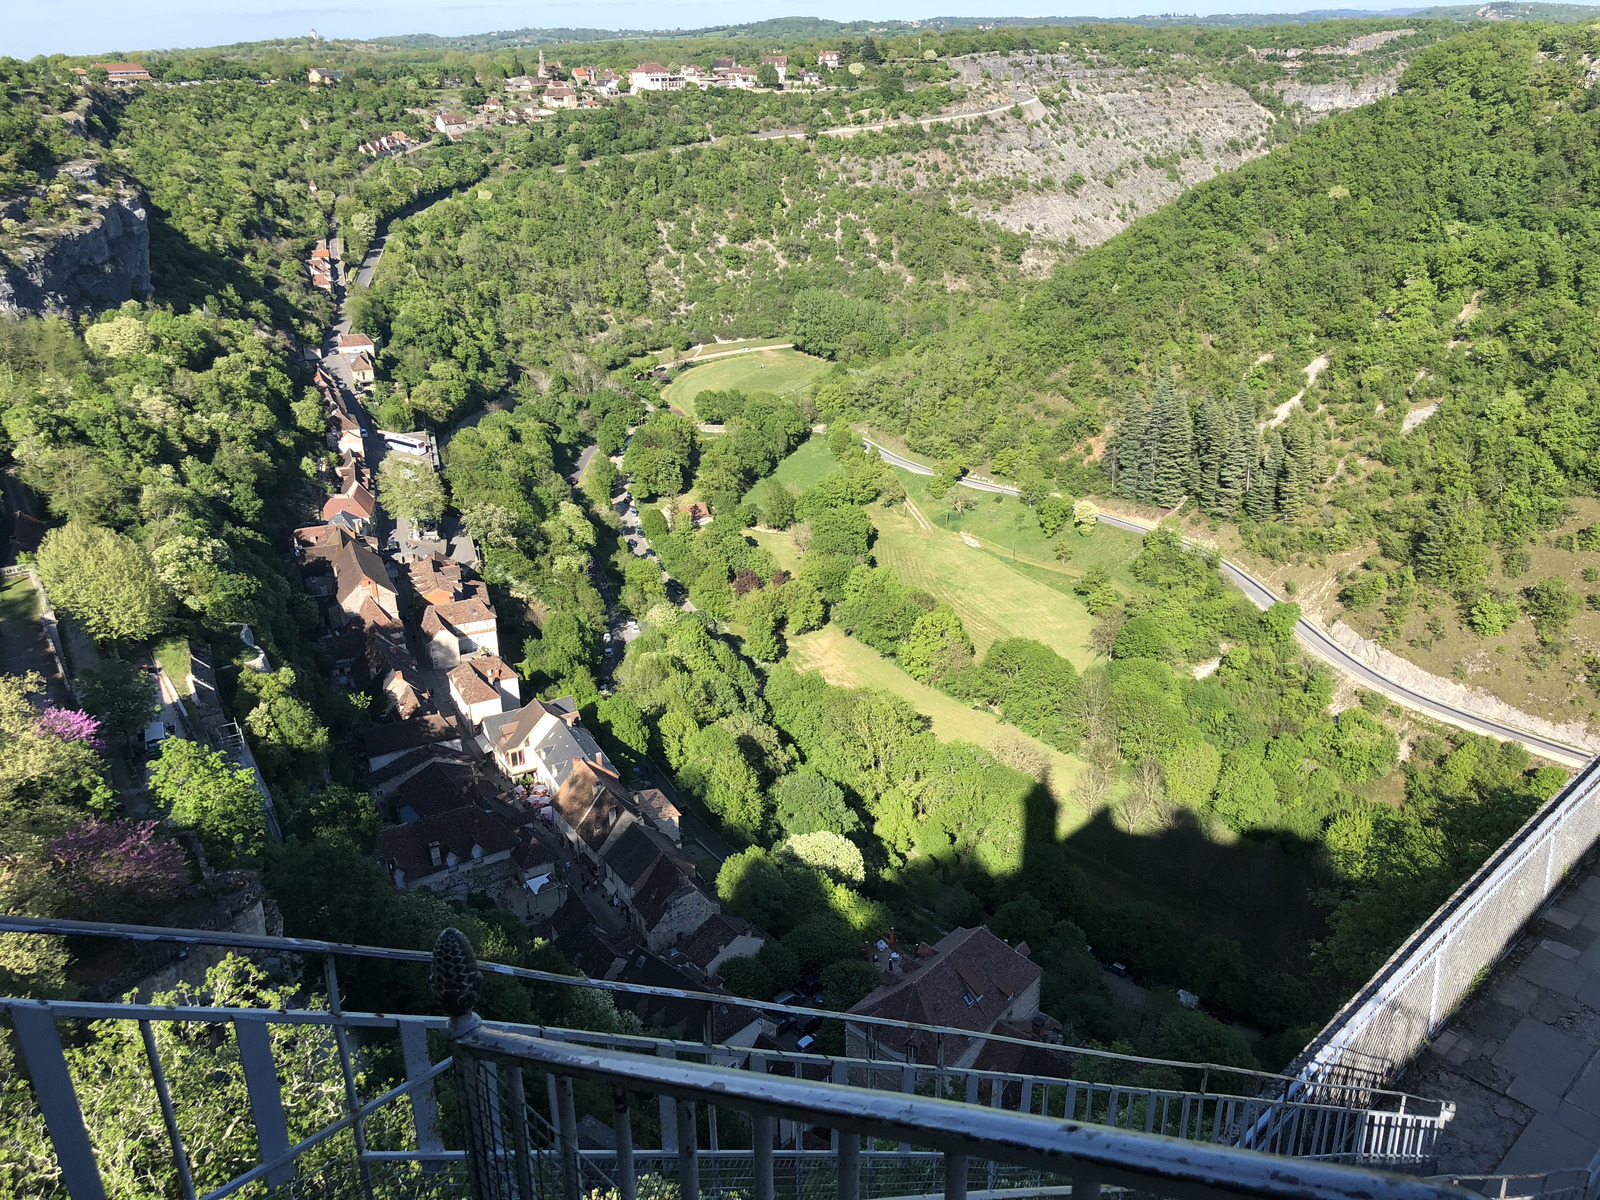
[428,841,443,868]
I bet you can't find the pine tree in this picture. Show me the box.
[1243,430,1284,521]
[1148,381,1193,508]
[1278,417,1315,520]
[1215,388,1257,514]
[1110,392,1152,501]
[1193,394,1226,511]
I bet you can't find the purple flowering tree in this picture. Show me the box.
[36,706,107,754]
[50,820,190,919]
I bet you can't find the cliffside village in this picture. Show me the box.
[285,333,1066,1075]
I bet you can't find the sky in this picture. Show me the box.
[8,0,1354,59]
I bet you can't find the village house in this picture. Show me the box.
[633,787,682,845]
[336,332,374,356]
[364,713,463,773]
[629,63,681,92]
[817,51,842,68]
[378,806,518,892]
[680,64,707,85]
[408,554,464,605]
[358,131,412,156]
[505,75,538,91]
[368,745,476,804]
[632,855,720,953]
[330,412,366,460]
[307,67,345,85]
[349,352,375,387]
[434,112,469,136]
[678,913,766,981]
[760,55,789,83]
[482,697,612,785]
[447,654,520,728]
[420,595,499,668]
[332,537,398,624]
[845,926,1046,1069]
[542,83,577,109]
[321,481,377,532]
[594,71,620,96]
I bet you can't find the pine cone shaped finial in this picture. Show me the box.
[431,926,481,1019]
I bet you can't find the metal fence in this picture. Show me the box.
[1288,756,1600,1091]
[449,1013,1475,1200]
[2,922,1460,1200]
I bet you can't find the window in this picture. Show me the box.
[509,749,525,767]
[961,988,980,1007]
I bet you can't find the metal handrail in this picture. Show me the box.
[452,1023,1476,1200]
[0,914,1441,1111]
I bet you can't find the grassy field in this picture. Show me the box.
[755,435,836,499]
[750,529,803,574]
[872,499,1140,670]
[0,575,39,625]
[788,625,1083,805]
[660,347,831,421]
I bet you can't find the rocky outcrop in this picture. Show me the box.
[1276,69,1404,114]
[0,182,151,316]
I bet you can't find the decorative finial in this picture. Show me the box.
[432,927,481,1025]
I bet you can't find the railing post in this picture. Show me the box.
[753,1111,775,1200]
[234,1013,293,1189]
[10,1003,107,1200]
[558,1075,580,1200]
[324,954,375,1200]
[139,1020,197,1200]
[399,1018,445,1170]
[945,1151,968,1200]
[508,1067,536,1200]
[677,1098,699,1200]
[433,926,510,1200]
[839,1131,861,1200]
[614,1087,636,1200]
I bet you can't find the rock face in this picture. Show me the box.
[0,186,152,315]
[1275,69,1404,113]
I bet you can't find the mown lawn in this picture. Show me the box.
[758,435,836,497]
[787,625,1083,805]
[660,347,831,420]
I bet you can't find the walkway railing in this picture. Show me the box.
[1289,755,1600,1092]
[2,923,1460,1200]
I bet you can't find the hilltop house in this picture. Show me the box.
[435,112,469,136]
[75,62,150,85]
[542,83,577,109]
[307,67,346,86]
[817,51,841,68]
[760,55,789,83]
[630,63,681,92]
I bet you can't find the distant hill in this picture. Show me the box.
[363,3,1600,50]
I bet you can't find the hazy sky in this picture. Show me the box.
[10,0,1335,59]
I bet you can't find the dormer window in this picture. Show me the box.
[962,987,980,1007]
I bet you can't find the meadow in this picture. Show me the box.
[786,625,1083,806]
[660,346,832,421]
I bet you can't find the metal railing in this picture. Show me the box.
[2,922,1465,1200]
[1289,755,1600,1091]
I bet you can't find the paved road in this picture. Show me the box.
[863,438,1593,766]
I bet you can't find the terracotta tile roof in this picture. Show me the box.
[421,596,496,635]
[333,539,394,607]
[634,63,669,73]
[847,927,1041,1063]
[323,483,376,522]
[448,654,516,706]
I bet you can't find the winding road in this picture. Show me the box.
[863,438,1593,767]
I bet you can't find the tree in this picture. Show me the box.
[1212,754,1277,831]
[1525,578,1580,644]
[896,603,973,684]
[757,62,782,89]
[773,770,860,837]
[1037,495,1072,537]
[377,454,447,524]
[1155,1007,1258,1070]
[1261,602,1301,644]
[780,831,865,884]
[1112,615,1177,662]
[77,660,160,744]
[1162,740,1222,810]
[48,820,189,920]
[36,523,171,643]
[758,479,796,529]
[149,739,266,865]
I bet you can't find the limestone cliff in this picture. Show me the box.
[0,169,151,315]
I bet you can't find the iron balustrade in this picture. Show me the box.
[1,921,1458,1200]
[0,913,1442,1115]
